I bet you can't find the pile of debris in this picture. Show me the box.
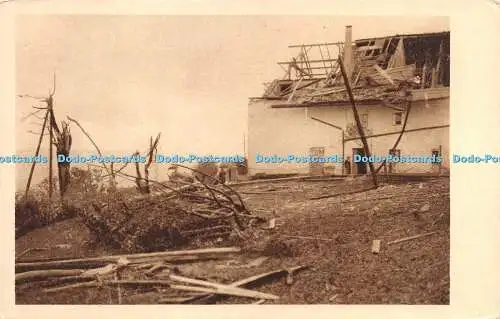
[77,165,265,253]
[15,247,307,304]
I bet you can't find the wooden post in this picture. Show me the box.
[431,68,437,88]
[341,131,345,176]
[338,56,378,187]
[25,110,49,198]
[438,145,442,175]
[421,63,427,89]
[436,39,444,86]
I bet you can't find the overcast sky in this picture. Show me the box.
[15,15,449,156]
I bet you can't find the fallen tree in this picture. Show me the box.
[15,247,241,272]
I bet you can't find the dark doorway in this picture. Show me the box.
[353,148,367,175]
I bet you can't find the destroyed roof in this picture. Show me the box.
[258,30,450,108]
[355,31,449,42]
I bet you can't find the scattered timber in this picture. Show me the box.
[16,247,241,272]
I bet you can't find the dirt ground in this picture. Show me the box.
[16,176,450,304]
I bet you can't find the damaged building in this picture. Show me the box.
[247,26,450,177]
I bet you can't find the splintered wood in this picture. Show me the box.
[15,245,307,304]
[74,163,266,252]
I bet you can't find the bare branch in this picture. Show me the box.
[27,130,50,136]
[66,116,110,175]
[17,94,45,100]
[20,109,43,122]
[29,121,45,127]
[174,163,249,211]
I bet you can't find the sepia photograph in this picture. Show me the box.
[14,15,451,305]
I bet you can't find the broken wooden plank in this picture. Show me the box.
[373,64,395,85]
[387,231,438,245]
[169,274,279,300]
[16,247,241,272]
[240,190,284,195]
[371,240,381,254]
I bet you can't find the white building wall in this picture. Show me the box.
[345,99,450,173]
[247,96,449,176]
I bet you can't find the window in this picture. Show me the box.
[393,112,403,125]
[389,149,401,157]
[360,114,368,127]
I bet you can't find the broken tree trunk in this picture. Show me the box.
[16,247,241,272]
[184,265,308,304]
[51,114,72,197]
[143,133,161,194]
[25,110,49,198]
[338,56,377,187]
[169,274,279,300]
[374,100,413,174]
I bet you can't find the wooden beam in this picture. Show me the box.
[387,231,438,245]
[288,42,343,48]
[287,77,304,103]
[278,58,338,65]
[279,78,322,97]
[421,63,427,89]
[48,110,54,199]
[271,99,382,108]
[344,124,449,142]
